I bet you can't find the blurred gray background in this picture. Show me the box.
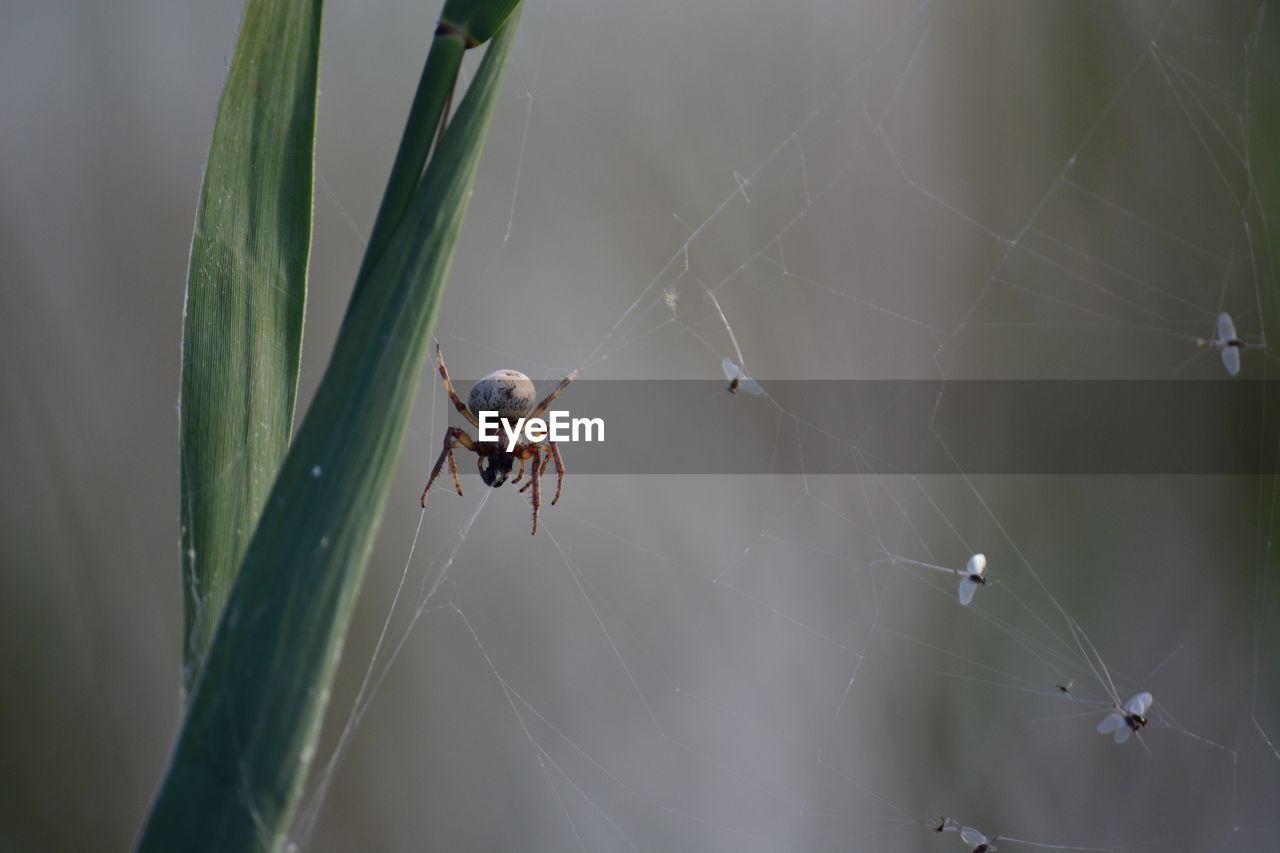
[3,1,1278,851]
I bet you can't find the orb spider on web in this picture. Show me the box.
[420,344,577,534]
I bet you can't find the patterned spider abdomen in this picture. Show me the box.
[468,369,537,421]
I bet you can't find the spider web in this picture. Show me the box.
[291,2,1280,851]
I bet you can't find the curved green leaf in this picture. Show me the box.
[179,0,322,696]
[137,8,522,851]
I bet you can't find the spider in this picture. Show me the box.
[420,344,577,534]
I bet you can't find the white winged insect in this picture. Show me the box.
[959,825,999,852]
[700,281,764,395]
[1217,312,1245,376]
[722,358,763,395]
[1197,312,1246,376]
[957,553,988,606]
[1096,691,1153,744]
[932,816,959,833]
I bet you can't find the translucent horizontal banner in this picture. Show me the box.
[430,380,1280,475]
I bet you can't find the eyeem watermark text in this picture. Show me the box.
[478,410,604,452]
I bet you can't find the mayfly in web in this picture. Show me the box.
[1196,312,1247,376]
[958,825,999,852]
[957,553,988,606]
[879,551,992,606]
[931,817,999,851]
[722,357,763,395]
[420,345,577,534]
[1096,691,1153,744]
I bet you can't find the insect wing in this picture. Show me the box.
[1222,345,1241,376]
[1114,724,1133,744]
[958,577,979,606]
[1097,712,1123,735]
[1217,312,1237,344]
[723,357,763,394]
[1124,691,1153,716]
[967,553,987,577]
[960,826,989,847]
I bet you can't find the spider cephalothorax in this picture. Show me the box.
[419,345,577,534]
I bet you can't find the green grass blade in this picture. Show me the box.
[179,0,322,696]
[356,30,465,286]
[136,8,521,851]
[355,0,515,298]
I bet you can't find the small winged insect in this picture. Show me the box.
[722,358,763,395]
[932,816,959,833]
[959,825,999,852]
[1197,312,1246,376]
[1216,312,1246,376]
[1096,691,1153,744]
[1057,679,1075,696]
[957,553,988,606]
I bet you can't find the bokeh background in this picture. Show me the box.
[3,1,1279,851]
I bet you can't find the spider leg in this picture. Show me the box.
[528,444,542,534]
[528,368,579,419]
[520,441,565,506]
[420,426,477,507]
[513,443,544,533]
[518,449,542,490]
[436,344,480,428]
[547,441,565,505]
[510,454,527,485]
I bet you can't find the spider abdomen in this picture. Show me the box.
[468,369,537,420]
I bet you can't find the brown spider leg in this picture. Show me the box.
[513,443,543,533]
[528,444,541,534]
[435,343,480,428]
[420,426,478,507]
[520,441,564,505]
[519,446,546,491]
[510,454,527,485]
[528,368,580,419]
[546,441,565,505]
